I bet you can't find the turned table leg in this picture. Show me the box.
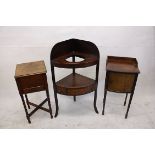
[25,94,30,109]
[20,94,31,123]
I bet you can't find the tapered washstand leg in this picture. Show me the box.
[53,89,59,117]
[51,67,59,117]
[46,89,53,119]
[25,94,30,109]
[54,91,59,117]
[102,90,107,115]
[124,93,128,106]
[125,93,134,119]
[93,90,98,114]
[73,96,76,102]
[72,55,76,103]
[20,94,31,123]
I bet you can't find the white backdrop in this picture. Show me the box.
[0,26,155,128]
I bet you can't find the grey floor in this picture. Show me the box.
[0,74,155,129]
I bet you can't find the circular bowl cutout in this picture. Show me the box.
[66,55,85,63]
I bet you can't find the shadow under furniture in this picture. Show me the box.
[15,61,53,123]
[102,56,140,119]
[50,39,100,117]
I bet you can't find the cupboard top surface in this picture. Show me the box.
[106,56,140,73]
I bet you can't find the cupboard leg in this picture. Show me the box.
[102,90,107,115]
[124,93,128,106]
[73,96,76,102]
[125,93,134,119]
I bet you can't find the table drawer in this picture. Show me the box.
[16,74,47,93]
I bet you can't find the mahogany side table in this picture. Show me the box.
[102,56,140,118]
[15,60,53,123]
[50,38,100,117]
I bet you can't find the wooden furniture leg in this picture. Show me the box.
[124,93,128,106]
[125,92,134,119]
[25,94,30,109]
[54,90,59,117]
[102,90,107,115]
[51,67,59,117]
[20,94,31,123]
[72,55,76,102]
[73,96,76,101]
[102,71,108,115]
[46,89,53,118]
[125,74,138,118]
[93,89,98,113]
[93,63,99,113]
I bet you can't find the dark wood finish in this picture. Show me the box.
[15,61,53,123]
[50,39,100,117]
[102,56,140,118]
[51,51,98,68]
[124,93,128,106]
[73,96,76,102]
[125,74,138,118]
[51,66,59,117]
[28,101,50,113]
[107,72,135,93]
[56,73,97,96]
[25,94,30,109]
[106,56,140,73]
[16,74,47,94]
[72,53,76,101]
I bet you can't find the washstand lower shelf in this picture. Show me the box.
[56,73,97,96]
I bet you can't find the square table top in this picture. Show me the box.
[106,56,140,73]
[15,60,47,78]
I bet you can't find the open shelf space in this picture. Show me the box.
[56,73,97,96]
